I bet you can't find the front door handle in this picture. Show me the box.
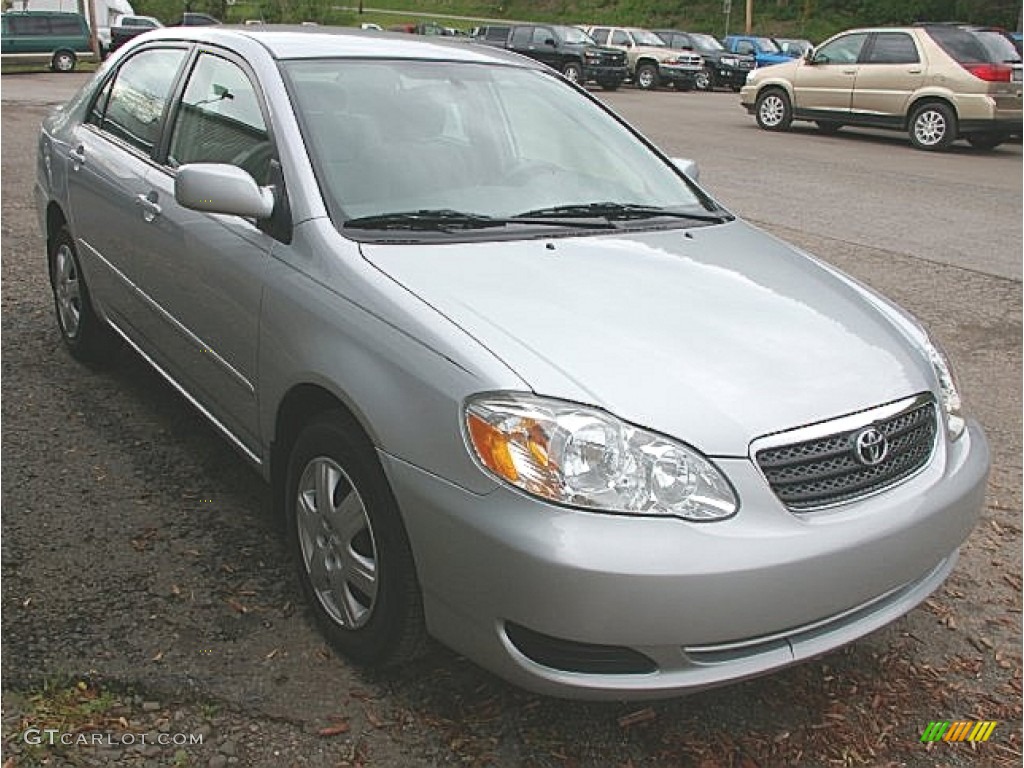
[68,145,85,169]
[907,68,922,74]
[842,68,857,75]
[136,192,162,222]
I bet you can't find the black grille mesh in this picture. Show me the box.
[756,401,937,510]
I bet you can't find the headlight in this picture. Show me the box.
[721,56,739,67]
[923,339,965,440]
[464,394,737,521]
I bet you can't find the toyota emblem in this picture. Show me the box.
[854,427,888,466]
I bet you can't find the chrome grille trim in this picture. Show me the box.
[751,393,938,511]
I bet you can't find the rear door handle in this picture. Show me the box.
[136,192,162,222]
[842,68,857,75]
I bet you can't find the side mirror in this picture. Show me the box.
[803,49,816,63]
[175,163,275,219]
[544,37,556,47]
[670,157,700,182]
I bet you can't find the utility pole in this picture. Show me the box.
[723,0,732,38]
[745,0,753,34]
[77,0,100,60]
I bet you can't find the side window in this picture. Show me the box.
[10,16,51,35]
[813,33,868,65]
[100,48,187,155]
[168,53,272,184]
[866,33,919,64]
[510,26,531,47]
[589,28,609,45]
[736,40,755,55]
[51,16,85,35]
[610,30,630,47]
[87,75,115,127]
[532,27,553,46]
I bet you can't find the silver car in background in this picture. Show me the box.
[35,27,989,700]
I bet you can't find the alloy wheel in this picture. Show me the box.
[53,243,82,338]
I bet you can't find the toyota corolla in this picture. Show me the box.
[36,27,989,699]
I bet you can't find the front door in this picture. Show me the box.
[792,32,869,115]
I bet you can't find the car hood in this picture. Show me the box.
[757,53,796,66]
[360,221,932,455]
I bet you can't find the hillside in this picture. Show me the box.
[134,0,1022,42]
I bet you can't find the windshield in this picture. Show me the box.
[557,25,595,45]
[631,29,667,46]
[281,60,711,233]
[691,33,724,51]
[756,37,782,53]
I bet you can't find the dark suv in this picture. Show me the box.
[655,29,755,91]
[474,24,627,90]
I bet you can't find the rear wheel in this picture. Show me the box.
[909,102,957,151]
[966,132,1004,151]
[755,89,792,131]
[285,411,426,667]
[49,226,113,363]
[694,69,713,91]
[561,61,583,84]
[51,50,76,73]
[635,63,659,90]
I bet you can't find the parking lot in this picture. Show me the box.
[2,71,1021,766]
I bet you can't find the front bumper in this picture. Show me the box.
[716,65,753,88]
[657,64,704,84]
[584,63,627,85]
[383,421,988,700]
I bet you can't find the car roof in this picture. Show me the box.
[140,25,536,65]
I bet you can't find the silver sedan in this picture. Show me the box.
[36,26,989,699]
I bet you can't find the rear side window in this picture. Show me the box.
[510,26,531,47]
[9,16,50,35]
[926,26,1020,63]
[483,25,509,42]
[865,32,919,64]
[98,48,187,155]
[50,16,84,35]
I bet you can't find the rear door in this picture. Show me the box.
[792,32,868,115]
[850,31,923,122]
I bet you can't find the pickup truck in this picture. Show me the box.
[721,35,792,67]
[654,29,755,91]
[472,23,627,90]
[585,26,704,90]
[109,14,161,52]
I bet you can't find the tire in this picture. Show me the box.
[48,226,113,363]
[815,120,843,135]
[285,411,426,667]
[909,102,957,151]
[754,88,792,131]
[51,50,76,73]
[635,63,659,90]
[561,61,583,84]
[966,133,1004,151]
[694,69,713,91]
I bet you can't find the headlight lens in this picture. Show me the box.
[924,339,965,440]
[464,394,737,521]
[721,56,739,67]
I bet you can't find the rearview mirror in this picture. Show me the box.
[175,163,275,219]
[670,157,700,182]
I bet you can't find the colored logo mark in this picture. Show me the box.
[921,721,997,743]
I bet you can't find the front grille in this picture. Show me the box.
[755,398,937,511]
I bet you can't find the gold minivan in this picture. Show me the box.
[740,24,1022,150]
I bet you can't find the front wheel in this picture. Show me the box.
[694,69,713,91]
[755,89,792,131]
[285,411,426,667]
[635,63,659,90]
[561,61,583,84]
[909,102,957,151]
[51,50,76,72]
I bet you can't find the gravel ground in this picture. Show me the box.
[2,95,1021,768]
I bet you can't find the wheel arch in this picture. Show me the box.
[904,94,959,131]
[45,201,69,250]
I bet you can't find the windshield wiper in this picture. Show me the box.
[344,208,617,232]
[513,202,732,223]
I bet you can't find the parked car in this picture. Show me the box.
[473,23,627,89]
[740,24,1023,150]
[654,29,755,90]
[109,14,161,52]
[586,25,703,90]
[774,37,814,57]
[37,26,988,700]
[1,10,95,72]
[722,34,792,67]
[173,12,220,26]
